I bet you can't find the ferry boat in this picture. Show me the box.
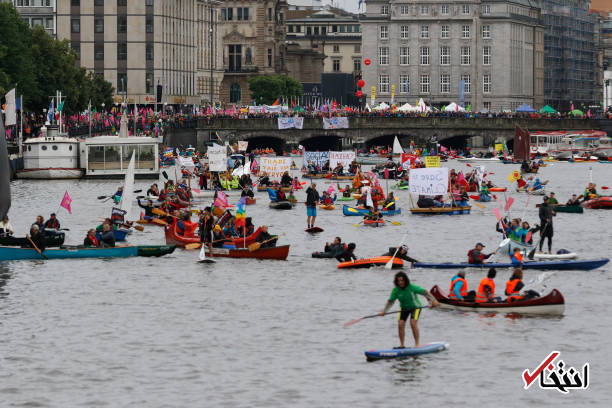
[529,130,609,159]
[78,114,160,178]
[16,125,83,179]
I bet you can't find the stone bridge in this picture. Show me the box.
[165,116,604,151]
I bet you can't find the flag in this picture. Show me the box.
[60,190,72,214]
[57,100,65,112]
[250,157,258,172]
[327,184,335,194]
[214,190,228,212]
[366,187,374,208]
[272,98,280,106]
[235,196,246,228]
[47,99,54,123]
[508,170,521,183]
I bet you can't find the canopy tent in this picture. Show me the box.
[570,109,584,117]
[515,103,537,113]
[540,105,558,114]
[444,102,465,112]
[397,103,415,112]
[291,105,305,113]
[416,98,431,113]
[373,102,390,111]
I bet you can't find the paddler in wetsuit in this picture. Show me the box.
[379,271,439,348]
[335,242,357,262]
[199,207,215,257]
[382,245,419,267]
[468,242,495,264]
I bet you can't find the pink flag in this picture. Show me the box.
[504,197,514,212]
[250,158,258,172]
[327,185,335,194]
[60,191,72,214]
[214,191,228,209]
[384,168,389,180]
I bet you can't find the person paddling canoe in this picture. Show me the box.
[380,272,439,348]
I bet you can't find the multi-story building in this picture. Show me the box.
[361,0,545,112]
[3,0,57,37]
[601,13,611,110]
[533,0,602,111]
[56,0,224,106]
[218,1,288,105]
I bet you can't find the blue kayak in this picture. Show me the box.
[413,258,609,271]
[365,342,449,361]
[96,228,129,242]
[0,245,139,261]
[342,204,401,216]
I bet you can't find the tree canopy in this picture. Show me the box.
[248,75,303,105]
[0,3,113,113]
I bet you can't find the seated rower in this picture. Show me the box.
[43,213,61,235]
[583,183,599,200]
[113,186,124,203]
[138,199,156,220]
[280,171,292,187]
[468,242,495,264]
[505,268,539,302]
[255,225,277,248]
[364,207,382,221]
[382,245,418,267]
[321,191,335,205]
[335,242,357,262]
[475,268,501,303]
[275,186,286,201]
[566,194,581,206]
[32,215,44,230]
[0,215,14,237]
[448,270,472,301]
[212,225,226,247]
[479,184,492,202]
[342,185,352,198]
[83,229,100,247]
[25,224,46,251]
[383,193,396,211]
[509,247,524,266]
[548,192,559,205]
[99,223,116,248]
[531,178,547,191]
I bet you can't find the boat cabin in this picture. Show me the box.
[79,136,160,178]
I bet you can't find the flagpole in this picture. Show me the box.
[88,100,92,139]
[19,94,23,155]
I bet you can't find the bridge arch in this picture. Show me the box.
[299,134,343,151]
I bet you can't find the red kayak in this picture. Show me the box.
[203,245,290,260]
[582,196,612,209]
[489,187,507,192]
[165,222,262,248]
[364,219,385,227]
[246,197,256,205]
[338,256,403,269]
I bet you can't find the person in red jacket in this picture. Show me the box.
[468,242,495,264]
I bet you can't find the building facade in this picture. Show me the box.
[3,0,57,37]
[601,13,611,110]
[56,0,223,106]
[361,0,545,112]
[533,0,602,111]
[218,0,288,105]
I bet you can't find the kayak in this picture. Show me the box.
[0,245,139,261]
[165,223,262,248]
[498,238,534,256]
[413,258,609,271]
[0,233,65,248]
[305,227,324,233]
[320,204,335,210]
[410,206,471,215]
[516,187,546,195]
[136,245,176,257]
[365,342,449,361]
[535,203,584,213]
[391,184,409,190]
[430,285,564,315]
[96,228,129,242]
[337,196,354,201]
[582,197,612,209]
[338,256,403,269]
[269,201,294,210]
[342,205,401,216]
[203,245,290,260]
[489,187,507,192]
[364,219,385,227]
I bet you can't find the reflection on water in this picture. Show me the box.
[0,264,11,298]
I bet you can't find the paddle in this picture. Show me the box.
[97,190,143,200]
[151,218,168,226]
[248,235,279,252]
[352,220,364,227]
[344,306,431,327]
[26,235,47,260]
[385,231,410,270]
[528,223,549,260]
[185,237,232,250]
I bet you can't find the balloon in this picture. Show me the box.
[357,79,365,88]
[364,58,371,66]
[356,90,363,98]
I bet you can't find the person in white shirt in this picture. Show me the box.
[0,215,14,236]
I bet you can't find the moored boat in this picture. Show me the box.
[430,285,564,315]
[203,245,289,260]
[413,258,609,271]
[410,206,471,215]
[582,197,612,209]
[0,233,65,248]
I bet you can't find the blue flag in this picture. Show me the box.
[47,100,54,123]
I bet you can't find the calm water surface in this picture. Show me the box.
[1,160,611,407]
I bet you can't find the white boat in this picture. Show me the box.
[498,238,534,256]
[457,157,500,163]
[191,188,243,199]
[17,125,83,179]
[594,137,612,159]
[529,130,608,159]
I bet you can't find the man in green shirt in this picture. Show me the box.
[548,192,559,205]
[380,271,439,348]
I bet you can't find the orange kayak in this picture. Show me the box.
[489,187,507,192]
[338,256,403,269]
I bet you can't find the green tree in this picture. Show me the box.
[248,75,303,105]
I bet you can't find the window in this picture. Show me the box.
[267,48,272,67]
[440,46,450,65]
[381,5,389,15]
[71,43,80,56]
[340,25,345,33]
[230,83,241,103]
[288,25,293,33]
[245,47,252,64]
[333,45,340,53]
[94,0,104,6]
[346,25,352,33]
[400,25,409,39]
[229,45,242,71]
[146,0,153,6]
[441,4,449,14]
[117,72,127,94]
[400,47,410,65]
[483,46,491,65]
[146,43,153,60]
[482,4,491,15]
[483,74,491,93]
[296,25,301,33]
[441,25,449,38]
[237,7,248,20]
[420,5,429,15]
[400,75,409,93]
[32,18,43,27]
[462,74,471,93]
[227,8,233,21]
[71,0,80,5]
[117,42,127,60]
[332,25,337,33]
[333,59,340,72]
[237,7,243,20]
[420,25,429,39]
[379,75,389,93]
[314,27,319,35]
[460,46,471,65]
[94,44,104,60]
[440,74,450,93]
[462,4,470,14]
[482,25,491,39]
[267,7,272,21]
[400,5,410,15]
[146,16,153,33]
[353,59,361,71]
[420,46,429,65]
[117,15,127,33]
[146,72,154,94]
[420,75,430,94]
[379,47,389,65]
[117,0,126,6]
[483,101,491,110]
[221,8,226,20]
[380,25,388,39]
[94,18,104,33]
[462,25,470,38]
[307,26,312,35]
[71,18,80,33]
[354,25,360,33]
[354,44,361,53]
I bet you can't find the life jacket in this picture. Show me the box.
[89,235,99,247]
[468,249,484,264]
[448,277,468,299]
[505,278,524,302]
[475,277,495,303]
[510,252,523,264]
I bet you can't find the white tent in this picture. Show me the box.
[373,102,390,111]
[417,98,431,113]
[397,103,415,112]
[444,102,465,112]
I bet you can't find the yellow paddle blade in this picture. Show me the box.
[472,201,485,209]
[390,221,401,226]
[151,218,168,226]
[185,243,201,250]
[152,208,167,216]
[347,207,359,213]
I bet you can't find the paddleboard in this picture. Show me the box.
[365,342,449,361]
[198,259,216,264]
[533,252,578,260]
[306,227,324,233]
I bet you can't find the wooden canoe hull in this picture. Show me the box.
[164,223,262,248]
[205,245,289,260]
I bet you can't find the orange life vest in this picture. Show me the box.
[475,277,495,303]
[448,277,468,299]
[511,252,523,263]
[505,278,524,302]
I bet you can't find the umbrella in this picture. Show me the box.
[540,105,557,114]
[515,103,537,113]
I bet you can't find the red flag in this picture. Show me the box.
[60,191,72,214]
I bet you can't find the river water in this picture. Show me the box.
[1,160,611,407]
